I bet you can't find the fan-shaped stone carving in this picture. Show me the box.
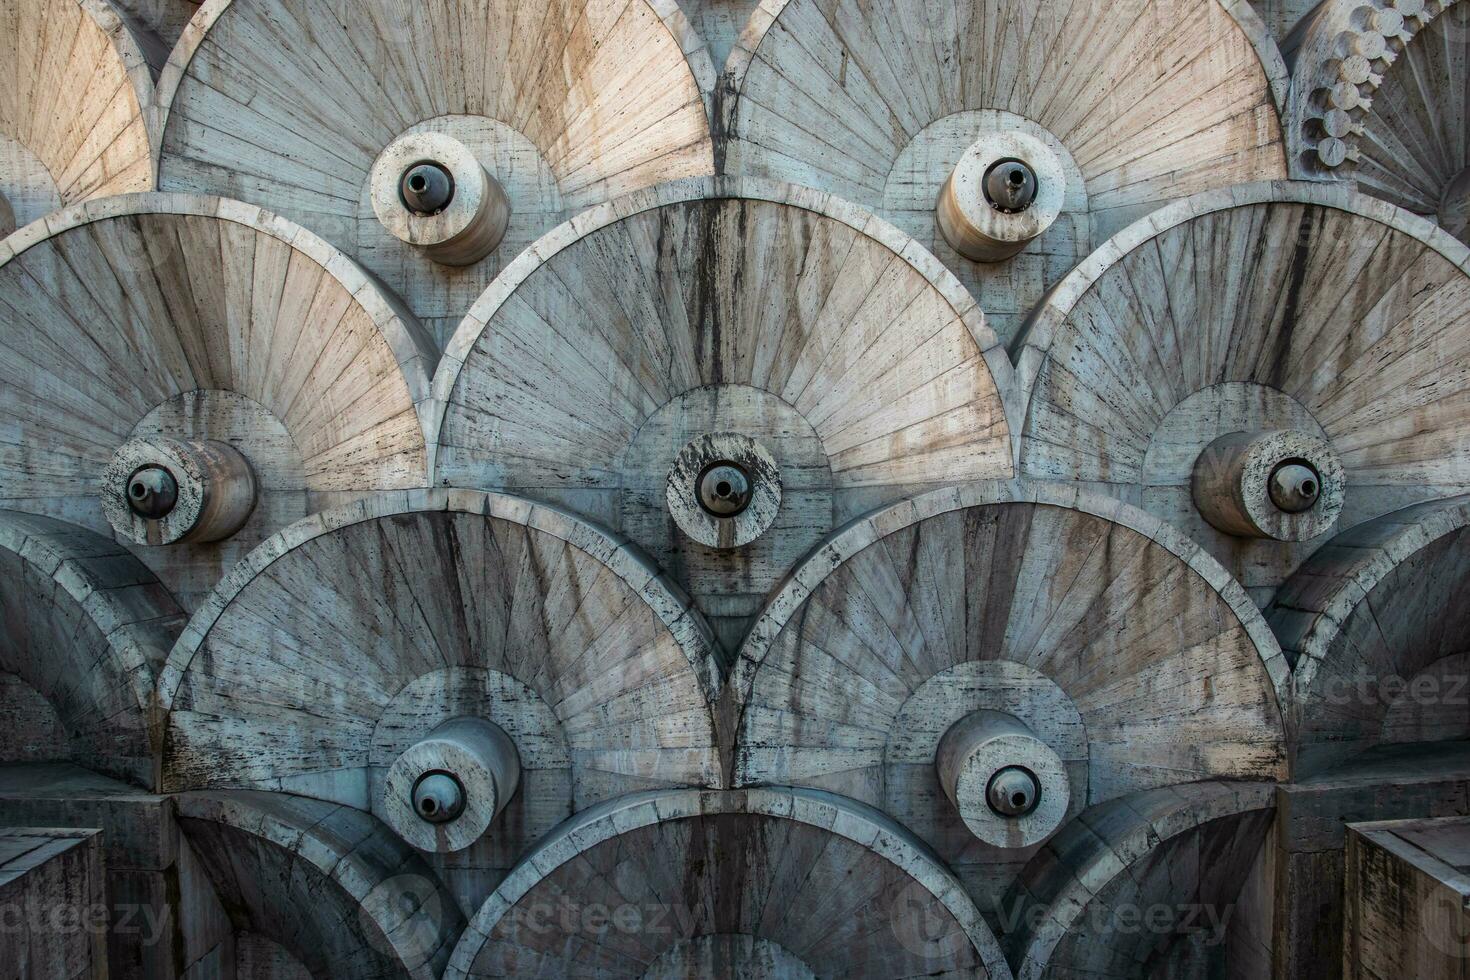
[721,0,1289,344]
[1007,781,1276,979]
[0,510,183,786]
[0,0,154,233]
[432,178,1015,650]
[155,0,716,346]
[0,194,433,609]
[733,482,1287,913]
[176,790,463,980]
[445,787,1012,979]
[1268,495,1470,777]
[160,491,723,898]
[1285,0,1470,243]
[1015,182,1470,602]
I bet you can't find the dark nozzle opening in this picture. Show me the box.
[697,461,754,518]
[1269,460,1323,514]
[125,465,179,520]
[986,765,1041,818]
[400,161,455,215]
[983,158,1039,214]
[411,770,466,824]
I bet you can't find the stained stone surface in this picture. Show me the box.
[0,3,1466,978]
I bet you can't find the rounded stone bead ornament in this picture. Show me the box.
[379,717,521,852]
[370,132,511,266]
[666,434,782,549]
[937,131,1066,262]
[936,710,1070,849]
[101,437,257,546]
[1192,430,1345,541]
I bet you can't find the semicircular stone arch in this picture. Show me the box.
[1007,780,1276,979]
[732,480,1288,912]
[1269,494,1470,777]
[1285,0,1470,244]
[0,510,184,787]
[1015,181,1470,602]
[444,786,1014,980]
[0,0,154,234]
[721,0,1289,344]
[160,490,724,896]
[432,177,1016,650]
[0,193,435,609]
[154,0,716,346]
[175,790,464,980]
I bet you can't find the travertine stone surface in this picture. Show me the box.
[433,178,1016,649]
[935,710,1071,850]
[0,511,183,787]
[1285,0,1470,244]
[1269,495,1470,777]
[369,132,512,267]
[155,0,716,346]
[1007,781,1277,979]
[1191,429,1346,541]
[101,437,258,547]
[0,0,153,221]
[110,0,200,75]
[0,2,1467,976]
[0,194,433,610]
[723,0,1289,345]
[936,132,1067,264]
[1275,742,1470,980]
[1016,182,1470,602]
[734,481,1288,911]
[378,716,522,854]
[1345,815,1470,979]
[0,827,107,980]
[160,491,723,901]
[176,790,463,980]
[444,787,1013,980]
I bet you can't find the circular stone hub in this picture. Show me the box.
[102,438,257,546]
[935,710,1070,849]
[380,716,520,852]
[937,131,1065,263]
[1191,429,1345,541]
[666,434,782,549]
[370,131,510,266]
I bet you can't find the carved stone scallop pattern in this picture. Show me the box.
[445,787,1013,980]
[722,0,1289,344]
[1269,495,1470,777]
[432,178,1015,649]
[1284,0,1470,243]
[0,194,433,609]
[1007,781,1276,979]
[0,0,154,230]
[160,491,723,897]
[176,790,464,980]
[733,481,1287,910]
[155,0,716,346]
[1016,182,1470,601]
[0,510,184,786]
